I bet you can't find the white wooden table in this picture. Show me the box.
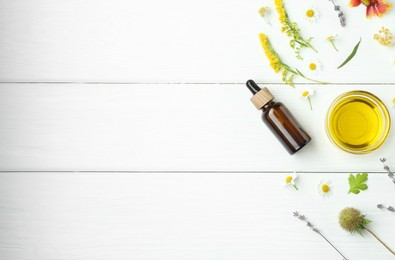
[0,1,394,259]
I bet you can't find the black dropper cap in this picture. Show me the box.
[246,80,261,95]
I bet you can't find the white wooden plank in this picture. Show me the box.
[0,0,394,83]
[0,172,394,260]
[0,83,394,172]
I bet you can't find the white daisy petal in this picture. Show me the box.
[304,7,319,23]
[305,60,322,76]
[318,179,332,197]
[284,173,298,190]
[300,88,314,99]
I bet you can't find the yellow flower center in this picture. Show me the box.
[309,63,317,70]
[306,9,315,17]
[326,36,334,41]
[285,176,293,184]
[321,184,330,193]
[302,91,309,97]
[361,0,370,6]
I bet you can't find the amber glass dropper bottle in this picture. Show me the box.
[246,80,311,155]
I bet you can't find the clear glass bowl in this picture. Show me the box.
[325,90,391,154]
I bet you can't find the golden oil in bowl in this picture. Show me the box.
[326,91,391,154]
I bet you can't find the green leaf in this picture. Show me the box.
[337,38,361,69]
[348,173,368,194]
[362,217,372,226]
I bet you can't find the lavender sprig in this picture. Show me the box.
[380,158,395,186]
[328,0,345,27]
[293,211,348,260]
[377,204,395,212]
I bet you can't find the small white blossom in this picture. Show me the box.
[284,172,298,190]
[305,60,322,76]
[318,179,332,197]
[304,7,319,23]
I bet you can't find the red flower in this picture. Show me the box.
[349,0,392,18]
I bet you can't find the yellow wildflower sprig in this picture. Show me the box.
[275,0,317,59]
[259,33,326,87]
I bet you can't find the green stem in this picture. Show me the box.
[307,97,313,110]
[293,39,317,53]
[295,69,330,84]
[306,42,318,53]
[316,232,348,260]
[282,64,329,85]
[330,40,338,52]
[282,63,297,74]
[365,228,395,256]
[302,76,328,84]
[292,184,299,190]
[294,39,308,48]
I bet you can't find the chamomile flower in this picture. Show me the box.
[304,7,319,23]
[318,179,332,197]
[326,35,339,52]
[284,173,298,190]
[300,88,314,99]
[300,88,314,110]
[306,60,322,76]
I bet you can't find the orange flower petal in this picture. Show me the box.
[377,0,392,15]
[366,5,376,17]
[349,0,362,6]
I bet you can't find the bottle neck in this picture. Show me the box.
[261,100,275,112]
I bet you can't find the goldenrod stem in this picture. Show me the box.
[307,42,318,53]
[298,73,329,85]
[365,228,395,256]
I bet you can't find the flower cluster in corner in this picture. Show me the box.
[283,164,395,257]
[349,0,392,18]
[274,0,317,59]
